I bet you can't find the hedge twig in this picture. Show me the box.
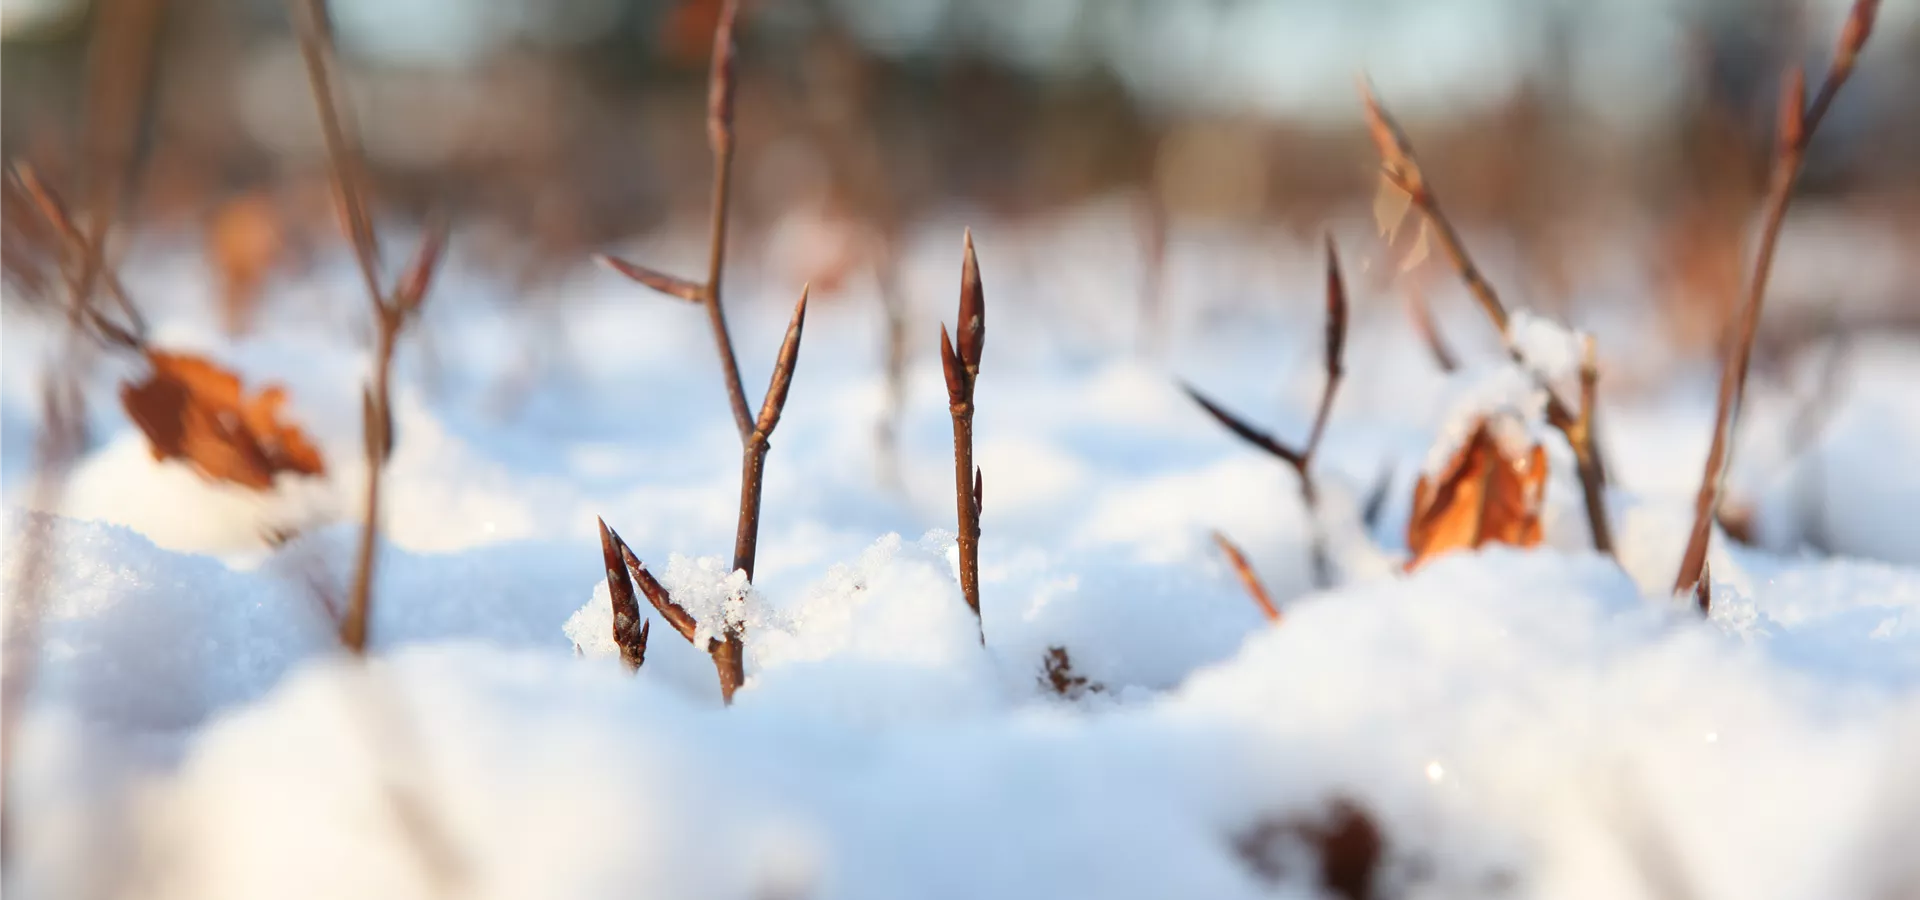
[290,0,445,652]
[1185,238,1348,587]
[596,1,813,702]
[1673,0,1877,600]
[940,230,987,635]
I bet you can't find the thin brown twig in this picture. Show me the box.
[1358,82,1615,555]
[2,0,162,865]
[596,0,811,702]
[1213,531,1281,622]
[1673,0,1877,599]
[940,230,987,635]
[1184,238,1349,588]
[289,0,445,653]
[8,164,147,352]
[70,0,166,336]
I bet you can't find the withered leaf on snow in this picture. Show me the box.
[120,350,327,490]
[1405,417,1547,570]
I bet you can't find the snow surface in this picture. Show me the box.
[5,210,1920,899]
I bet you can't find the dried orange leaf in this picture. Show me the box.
[1405,418,1547,570]
[120,351,326,490]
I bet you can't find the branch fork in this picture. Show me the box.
[1186,237,1349,589]
[596,0,812,702]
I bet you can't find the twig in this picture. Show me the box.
[1673,0,1877,599]
[2,0,162,866]
[289,0,445,653]
[597,0,810,703]
[1184,238,1348,588]
[70,0,166,337]
[1213,531,1281,622]
[940,230,987,634]
[8,164,147,352]
[1358,82,1615,555]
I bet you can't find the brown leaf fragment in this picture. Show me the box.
[120,351,326,490]
[1039,646,1102,699]
[1405,418,1547,570]
[1234,798,1385,900]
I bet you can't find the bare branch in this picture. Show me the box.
[8,163,146,351]
[943,231,987,633]
[289,0,383,309]
[1674,0,1876,598]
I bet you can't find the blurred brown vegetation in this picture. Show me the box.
[4,0,1918,348]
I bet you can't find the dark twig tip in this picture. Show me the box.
[1322,236,1349,381]
[957,230,985,370]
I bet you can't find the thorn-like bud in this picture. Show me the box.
[1323,236,1348,382]
[939,324,965,401]
[1779,66,1807,152]
[755,284,809,437]
[599,518,647,672]
[392,214,447,315]
[957,228,985,371]
[1837,0,1879,69]
[973,467,983,517]
[595,254,704,303]
[706,0,740,153]
[1357,77,1420,192]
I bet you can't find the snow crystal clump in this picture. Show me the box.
[1505,308,1586,401]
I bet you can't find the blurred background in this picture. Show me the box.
[5,0,1918,350]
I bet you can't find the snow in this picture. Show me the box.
[6,210,1920,898]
